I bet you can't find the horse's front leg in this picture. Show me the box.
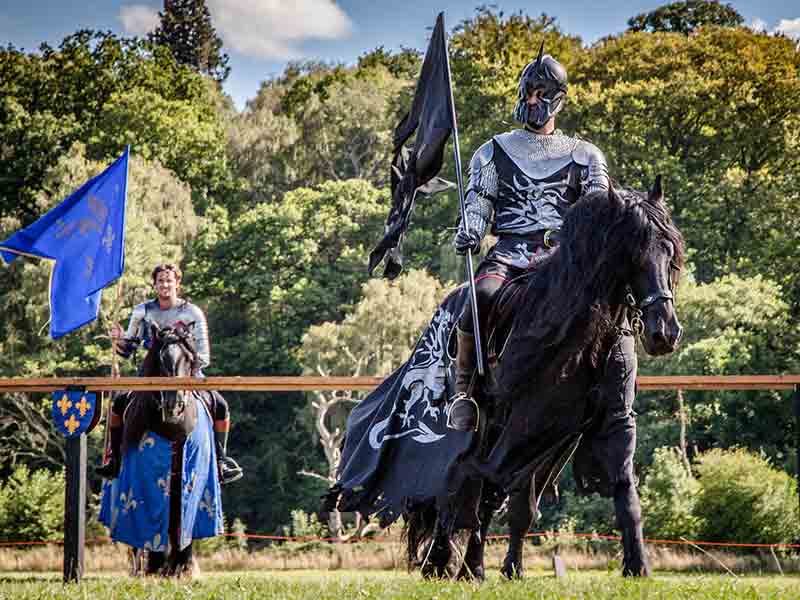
[420,525,453,579]
[501,477,535,579]
[614,478,650,576]
[457,482,503,582]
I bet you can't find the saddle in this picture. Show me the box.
[485,270,537,369]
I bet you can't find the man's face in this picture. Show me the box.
[154,269,179,300]
[526,88,544,107]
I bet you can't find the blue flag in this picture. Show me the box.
[0,147,129,338]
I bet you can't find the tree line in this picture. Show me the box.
[0,1,798,538]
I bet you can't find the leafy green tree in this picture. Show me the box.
[300,269,449,377]
[567,27,800,308]
[187,179,386,375]
[639,447,703,540]
[226,84,301,208]
[230,63,409,212]
[150,0,230,83]
[0,465,64,543]
[693,448,800,544]
[91,87,229,202]
[0,30,229,223]
[357,46,422,80]
[637,273,798,468]
[184,180,387,533]
[627,1,744,34]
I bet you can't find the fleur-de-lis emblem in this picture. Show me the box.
[138,436,155,452]
[75,395,91,417]
[102,225,115,254]
[199,489,216,518]
[84,256,94,279]
[144,533,163,551]
[184,471,197,496]
[120,489,138,514]
[64,414,80,434]
[57,393,73,416]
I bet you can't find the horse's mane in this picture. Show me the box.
[498,185,685,393]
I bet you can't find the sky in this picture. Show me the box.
[0,1,798,111]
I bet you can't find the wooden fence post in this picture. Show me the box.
[63,431,86,583]
[794,385,800,522]
[52,385,101,584]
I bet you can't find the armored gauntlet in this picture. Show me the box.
[453,191,493,255]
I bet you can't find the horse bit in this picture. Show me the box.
[625,262,680,337]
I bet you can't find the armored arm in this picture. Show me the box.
[116,304,146,358]
[453,141,496,254]
[186,304,211,370]
[573,141,610,197]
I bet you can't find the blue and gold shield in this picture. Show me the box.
[52,390,99,437]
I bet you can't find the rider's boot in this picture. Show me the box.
[96,420,123,479]
[447,327,480,432]
[214,429,243,485]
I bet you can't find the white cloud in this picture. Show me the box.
[118,4,160,36]
[749,18,768,33]
[207,0,353,60]
[775,18,800,40]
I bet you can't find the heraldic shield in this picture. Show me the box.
[51,390,101,437]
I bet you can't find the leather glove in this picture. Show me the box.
[453,227,482,255]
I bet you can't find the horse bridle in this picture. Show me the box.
[155,329,199,420]
[625,261,679,337]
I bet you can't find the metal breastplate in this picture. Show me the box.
[488,131,581,268]
[491,129,580,235]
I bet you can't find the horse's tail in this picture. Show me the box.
[403,504,439,570]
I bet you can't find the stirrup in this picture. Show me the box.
[446,392,480,433]
[219,458,243,485]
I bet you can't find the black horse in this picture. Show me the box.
[108,322,220,577]
[408,179,684,579]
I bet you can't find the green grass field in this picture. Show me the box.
[1,570,799,600]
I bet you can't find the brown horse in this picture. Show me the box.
[409,179,684,579]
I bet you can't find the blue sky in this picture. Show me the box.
[1,1,797,110]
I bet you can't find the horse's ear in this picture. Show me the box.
[648,175,664,204]
[150,322,160,342]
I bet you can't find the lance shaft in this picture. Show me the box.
[442,15,484,375]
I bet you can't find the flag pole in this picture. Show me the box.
[440,12,484,375]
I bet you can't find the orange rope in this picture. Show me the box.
[1,532,798,549]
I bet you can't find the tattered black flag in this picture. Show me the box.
[368,12,455,279]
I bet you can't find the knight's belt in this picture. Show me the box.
[500,230,561,249]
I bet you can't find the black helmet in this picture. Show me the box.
[513,42,568,130]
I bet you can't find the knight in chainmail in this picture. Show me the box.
[447,45,622,432]
[97,263,244,485]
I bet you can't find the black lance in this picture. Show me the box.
[441,19,484,375]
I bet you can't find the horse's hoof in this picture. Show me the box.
[456,564,485,582]
[500,562,523,580]
[622,562,651,577]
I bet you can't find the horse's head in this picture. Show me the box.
[620,177,685,356]
[149,322,200,424]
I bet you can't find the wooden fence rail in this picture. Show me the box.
[4,374,797,583]
[1,374,799,393]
